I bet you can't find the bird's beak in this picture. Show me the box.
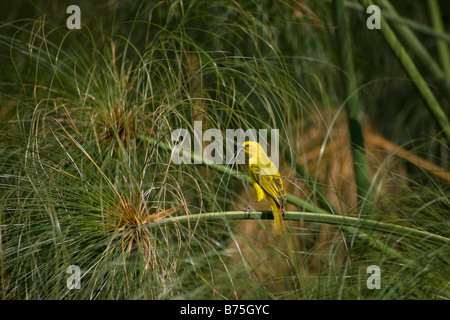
[234,144,244,154]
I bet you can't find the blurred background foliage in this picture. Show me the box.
[0,0,449,299]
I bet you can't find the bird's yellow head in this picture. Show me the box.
[241,141,261,156]
[241,140,274,167]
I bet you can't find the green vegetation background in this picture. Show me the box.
[0,0,448,299]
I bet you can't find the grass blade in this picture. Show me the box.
[427,0,450,81]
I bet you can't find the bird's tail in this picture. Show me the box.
[269,198,284,235]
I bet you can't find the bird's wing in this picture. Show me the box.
[248,163,285,207]
[251,179,266,202]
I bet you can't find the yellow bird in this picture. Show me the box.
[241,141,286,234]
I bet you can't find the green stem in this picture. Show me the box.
[333,0,374,216]
[150,210,450,246]
[363,0,450,142]
[378,0,450,102]
[341,0,450,43]
[427,0,450,81]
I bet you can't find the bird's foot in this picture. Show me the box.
[241,205,253,215]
